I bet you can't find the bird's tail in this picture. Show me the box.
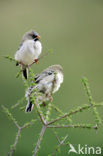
[22,68,28,79]
[25,86,36,112]
[16,63,28,79]
[25,100,34,112]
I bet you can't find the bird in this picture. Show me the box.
[25,65,63,112]
[15,30,42,79]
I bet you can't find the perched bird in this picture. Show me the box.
[25,65,63,112]
[15,30,42,79]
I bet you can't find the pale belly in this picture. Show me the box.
[20,50,35,65]
[15,40,42,65]
[15,47,37,65]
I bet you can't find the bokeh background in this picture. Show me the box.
[0,0,103,155]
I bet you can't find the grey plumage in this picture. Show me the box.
[25,65,63,112]
[21,30,40,44]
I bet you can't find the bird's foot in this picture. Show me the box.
[35,59,39,64]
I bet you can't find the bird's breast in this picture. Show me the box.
[53,72,63,93]
[34,41,42,58]
[15,40,42,65]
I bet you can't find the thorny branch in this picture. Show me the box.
[9,128,21,156]
[47,102,103,125]
[35,102,47,125]
[33,125,47,156]
[2,105,38,156]
[47,124,98,130]
[2,73,103,156]
[82,77,101,126]
[51,133,68,156]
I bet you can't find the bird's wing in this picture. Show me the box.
[17,40,34,53]
[35,70,54,84]
[18,43,23,50]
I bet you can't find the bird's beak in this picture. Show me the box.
[36,35,40,39]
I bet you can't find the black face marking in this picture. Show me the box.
[34,38,38,41]
[32,34,37,39]
[31,32,39,41]
[48,71,53,75]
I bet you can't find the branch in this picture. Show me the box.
[51,104,72,123]
[4,56,16,62]
[9,128,21,156]
[11,97,25,109]
[21,119,38,129]
[2,105,20,129]
[47,103,103,125]
[82,77,101,125]
[53,131,61,144]
[51,133,68,156]
[2,105,38,156]
[47,124,98,130]
[45,103,52,121]
[35,102,47,125]
[32,125,47,156]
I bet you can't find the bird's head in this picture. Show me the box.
[22,30,40,42]
[48,65,63,74]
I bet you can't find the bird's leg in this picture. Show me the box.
[34,59,39,64]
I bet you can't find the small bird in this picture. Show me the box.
[15,30,42,79]
[25,65,63,112]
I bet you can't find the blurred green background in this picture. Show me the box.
[0,0,103,155]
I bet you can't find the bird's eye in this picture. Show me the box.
[48,71,52,75]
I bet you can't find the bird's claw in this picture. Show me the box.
[35,59,39,64]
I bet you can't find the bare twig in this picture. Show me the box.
[11,97,25,109]
[51,104,72,123]
[2,105,20,129]
[82,77,101,126]
[35,102,47,125]
[47,124,98,130]
[21,119,39,129]
[32,125,47,156]
[9,128,21,156]
[53,131,61,144]
[4,56,16,62]
[2,105,38,156]
[45,103,52,121]
[51,134,68,156]
[47,103,103,125]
